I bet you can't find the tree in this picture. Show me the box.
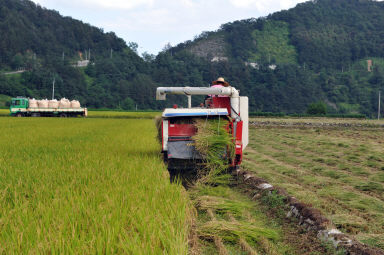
[141,52,155,62]
[11,54,24,69]
[121,97,135,110]
[306,102,327,115]
[127,42,139,53]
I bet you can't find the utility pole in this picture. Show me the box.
[378,91,381,120]
[88,48,91,60]
[52,77,55,100]
[62,52,65,61]
[110,48,113,59]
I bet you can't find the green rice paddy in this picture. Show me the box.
[0,116,190,254]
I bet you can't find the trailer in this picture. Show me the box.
[10,97,87,117]
[156,86,248,175]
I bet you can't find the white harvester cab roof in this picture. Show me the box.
[162,108,229,118]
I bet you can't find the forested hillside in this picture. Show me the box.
[1,0,384,116]
[0,0,154,109]
[156,0,384,116]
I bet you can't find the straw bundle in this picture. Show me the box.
[192,117,234,184]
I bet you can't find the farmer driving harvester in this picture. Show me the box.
[204,77,230,105]
[204,77,231,108]
[210,77,230,97]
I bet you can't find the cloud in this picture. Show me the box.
[102,8,176,31]
[34,0,154,10]
[229,0,305,13]
[31,0,310,54]
[87,0,154,9]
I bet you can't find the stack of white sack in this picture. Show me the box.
[59,98,71,108]
[37,99,49,108]
[29,98,38,108]
[70,100,81,108]
[48,99,59,108]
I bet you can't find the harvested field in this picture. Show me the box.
[0,116,190,254]
[187,118,336,254]
[244,119,384,249]
[250,117,384,127]
[191,183,301,254]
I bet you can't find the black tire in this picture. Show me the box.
[59,113,67,118]
[16,113,23,117]
[163,152,168,164]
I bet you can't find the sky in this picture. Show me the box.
[31,0,309,55]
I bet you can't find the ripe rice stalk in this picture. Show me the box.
[239,237,259,255]
[195,195,252,218]
[154,115,162,143]
[228,213,259,255]
[197,220,279,244]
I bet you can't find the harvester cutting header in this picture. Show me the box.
[156,80,248,176]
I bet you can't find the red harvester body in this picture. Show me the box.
[156,86,248,173]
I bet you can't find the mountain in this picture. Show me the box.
[154,0,384,116]
[1,0,384,116]
[0,0,154,109]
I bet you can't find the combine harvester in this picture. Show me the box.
[9,97,87,117]
[156,86,248,178]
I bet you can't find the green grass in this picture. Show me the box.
[0,116,190,254]
[244,122,384,248]
[250,20,298,64]
[88,111,160,119]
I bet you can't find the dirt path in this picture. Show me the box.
[1,69,26,75]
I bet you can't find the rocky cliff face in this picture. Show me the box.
[188,35,227,61]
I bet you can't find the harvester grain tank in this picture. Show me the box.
[9,97,87,117]
[156,86,248,173]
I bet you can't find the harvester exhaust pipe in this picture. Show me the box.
[156,87,234,100]
[156,87,240,116]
